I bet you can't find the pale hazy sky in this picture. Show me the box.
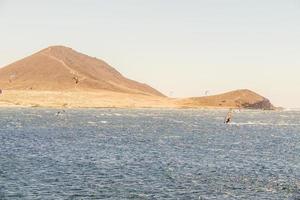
[0,0,299,107]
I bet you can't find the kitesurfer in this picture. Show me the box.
[224,109,233,124]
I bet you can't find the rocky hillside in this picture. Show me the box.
[0,46,164,96]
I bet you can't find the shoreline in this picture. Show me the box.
[0,90,278,110]
[0,104,282,111]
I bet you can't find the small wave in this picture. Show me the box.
[168,119,185,124]
[100,121,108,124]
[23,114,42,117]
[230,122,300,126]
[277,123,300,126]
[162,135,182,139]
[230,122,269,126]
[279,115,289,118]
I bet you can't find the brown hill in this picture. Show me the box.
[0,46,275,109]
[177,89,275,110]
[0,46,164,96]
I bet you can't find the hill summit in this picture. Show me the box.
[0,46,164,96]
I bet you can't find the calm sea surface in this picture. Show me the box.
[0,108,299,200]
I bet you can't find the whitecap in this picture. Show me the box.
[230,121,300,126]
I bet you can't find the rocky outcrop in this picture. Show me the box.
[242,98,275,110]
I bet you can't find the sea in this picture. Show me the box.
[0,108,299,200]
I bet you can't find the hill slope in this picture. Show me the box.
[0,46,164,96]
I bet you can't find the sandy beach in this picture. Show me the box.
[0,90,177,108]
[0,89,275,110]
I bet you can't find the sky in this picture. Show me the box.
[0,0,299,107]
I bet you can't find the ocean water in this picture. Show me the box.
[0,108,299,200]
